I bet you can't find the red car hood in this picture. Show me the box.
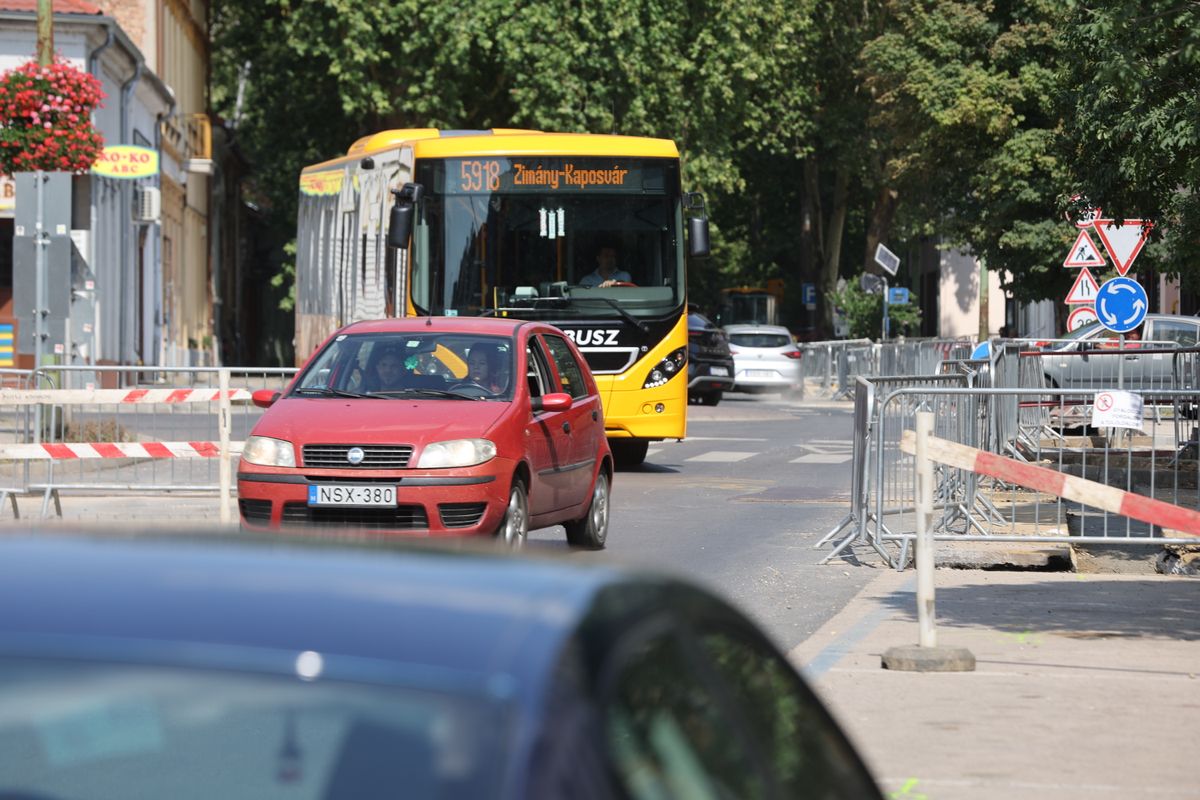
[253,398,510,444]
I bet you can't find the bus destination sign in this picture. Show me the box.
[446,158,657,195]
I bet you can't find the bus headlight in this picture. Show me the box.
[643,347,687,389]
[417,439,497,468]
[242,436,297,468]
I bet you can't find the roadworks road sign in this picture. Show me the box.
[1065,267,1100,304]
[1063,229,1106,268]
[1092,219,1152,276]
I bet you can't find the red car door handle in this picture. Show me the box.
[562,422,572,434]
[592,410,598,421]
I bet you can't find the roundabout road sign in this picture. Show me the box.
[1094,277,1148,334]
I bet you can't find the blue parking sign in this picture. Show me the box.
[888,287,910,305]
[1094,277,1147,334]
[802,282,817,309]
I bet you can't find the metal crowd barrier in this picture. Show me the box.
[0,366,299,518]
[798,338,971,399]
[824,379,1200,568]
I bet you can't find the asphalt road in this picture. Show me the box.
[525,391,876,652]
[9,390,874,654]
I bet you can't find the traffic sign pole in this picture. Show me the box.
[882,277,889,340]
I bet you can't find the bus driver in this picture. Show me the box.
[579,244,632,288]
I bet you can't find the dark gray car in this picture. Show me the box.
[0,533,883,800]
[687,309,735,406]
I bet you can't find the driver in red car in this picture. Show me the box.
[579,243,632,288]
[465,343,510,393]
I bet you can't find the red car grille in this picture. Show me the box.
[439,502,487,528]
[281,503,429,529]
[302,445,413,469]
[239,499,271,522]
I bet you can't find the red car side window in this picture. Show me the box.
[542,335,589,399]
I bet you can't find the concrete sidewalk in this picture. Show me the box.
[0,492,231,525]
[789,568,1200,799]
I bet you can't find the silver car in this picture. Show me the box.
[724,324,803,394]
[1040,314,1200,391]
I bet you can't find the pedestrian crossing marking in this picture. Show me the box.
[685,451,756,463]
[790,454,852,464]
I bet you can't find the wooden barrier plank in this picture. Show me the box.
[900,430,1200,537]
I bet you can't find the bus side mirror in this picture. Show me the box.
[686,192,710,258]
[387,182,424,249]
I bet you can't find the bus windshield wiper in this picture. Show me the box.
[293,387,374,399]
[573,295,649,333]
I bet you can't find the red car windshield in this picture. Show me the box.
[294,333,516,400]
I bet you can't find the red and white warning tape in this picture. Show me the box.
[0,441,244,460]
[0,388,252,406]
[901,430,1200,537]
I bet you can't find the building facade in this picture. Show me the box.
[0,0,221,368]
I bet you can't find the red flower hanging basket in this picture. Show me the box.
[0,57,106,176]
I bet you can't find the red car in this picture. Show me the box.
[238,317,612,548]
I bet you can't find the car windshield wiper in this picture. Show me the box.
[293,387,374,399]
[373,389,484,401]
[571,295,650,333]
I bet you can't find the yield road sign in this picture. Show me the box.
[1065,267,1099,305]
[1063,229,1105,268]
[1067,305,1098,332]
[1094,277,1148,333]
[1092,219,1152,276]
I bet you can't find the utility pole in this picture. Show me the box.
[978,257,990,342]
[35,0,52,380]
[36,0,53,65]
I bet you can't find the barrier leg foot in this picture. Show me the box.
[882,645,975,672]
[815,513,856,549]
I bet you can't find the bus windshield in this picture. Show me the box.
[410,156,685,321]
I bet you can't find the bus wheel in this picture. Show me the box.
[610,440,649,468]
[565,471,609,549]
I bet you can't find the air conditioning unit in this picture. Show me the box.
[134,186,161,223]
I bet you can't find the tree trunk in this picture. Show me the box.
[802,157,824,334]
[863,185,899,274]
[821,168,850,333]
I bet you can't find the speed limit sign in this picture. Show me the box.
[1067,306,1098,332]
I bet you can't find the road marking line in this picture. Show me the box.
[790,454,852,464]
[686,451,757,463]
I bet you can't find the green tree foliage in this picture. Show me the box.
[211,0,820,256]
[857,0,1076,305]
[211,0,1200,349]
[832,280,920,339]
[1059,0,1200,286]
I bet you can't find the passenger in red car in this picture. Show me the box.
[366,346,407,392]
[465,343,509,393]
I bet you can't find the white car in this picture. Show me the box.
[724,324,803,394]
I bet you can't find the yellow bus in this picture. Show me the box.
[294,128,710,466]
